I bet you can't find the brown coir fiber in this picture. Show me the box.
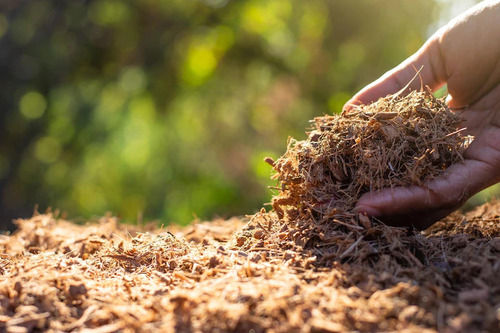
[1,203,500,332]
[270,89,470,223]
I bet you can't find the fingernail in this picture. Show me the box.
[342,100,356,113]
[354,205,381,217]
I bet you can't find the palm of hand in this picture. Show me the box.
[352,1,500,229]
[356,90,500,229]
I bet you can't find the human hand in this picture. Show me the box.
[344,0,500,229]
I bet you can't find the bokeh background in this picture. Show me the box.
[0,0,497,230]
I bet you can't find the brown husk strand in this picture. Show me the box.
[2,90,499,332]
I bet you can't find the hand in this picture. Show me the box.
[344,0,500,229]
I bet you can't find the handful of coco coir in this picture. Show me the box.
[268,89,471,225]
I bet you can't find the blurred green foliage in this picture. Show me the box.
[0,0,449,227]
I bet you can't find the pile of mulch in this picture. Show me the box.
[1,205,499,332]
[1,90,499,332]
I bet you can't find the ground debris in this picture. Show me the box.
[0,203,499,332]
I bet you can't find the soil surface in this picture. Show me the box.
[0,202,499,332]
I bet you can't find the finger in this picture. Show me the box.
[344,37,447,112]
[449,84,500,137]
[446,94,462,110]
[355,124,500,229]
[355,157,498,227]
[447,94,473,111]
[374,205,459,230]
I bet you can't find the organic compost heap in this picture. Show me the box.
[2,90,500,332]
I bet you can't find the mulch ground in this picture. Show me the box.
[0,201,499,332]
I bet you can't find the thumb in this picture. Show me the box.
[344,37,447,112]
[355,157,498,228]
